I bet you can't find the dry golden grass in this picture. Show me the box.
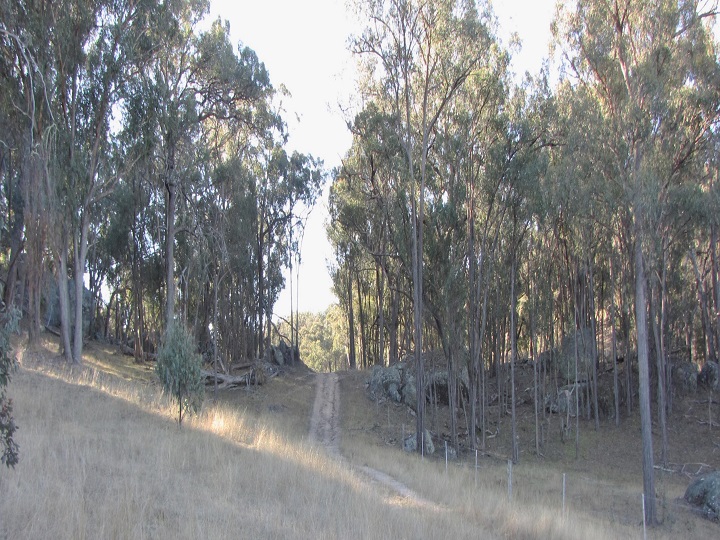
[1,336,717,539]
[1,363,471,539]
[337,370,720,540]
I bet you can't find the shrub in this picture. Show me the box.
[156,322,205,425]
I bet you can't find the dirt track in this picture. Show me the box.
[309,372,439,508]
[308,372,340,457]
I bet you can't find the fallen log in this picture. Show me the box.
[120,344,157,362]
[201,367,265,389]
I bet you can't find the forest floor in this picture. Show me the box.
[5,332,720,538]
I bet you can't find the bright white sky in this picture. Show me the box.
[207,0,557,316]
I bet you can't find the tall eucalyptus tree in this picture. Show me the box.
[131,5,277,331]
[556,0,720,524]
[352,0,501,452]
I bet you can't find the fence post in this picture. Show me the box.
[507,459,513,501]
[642,493,647,540]
[475,449,478,489]
[562,473,566,518]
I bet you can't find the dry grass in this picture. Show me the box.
[337,369,720,540]
[0,339,476,539]
[1,335,717,539]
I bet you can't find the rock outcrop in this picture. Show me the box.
[699,361,720,392]
[264,340,301,366]
[402,429,435,455]
[672,361,698,395]
[685,471,720,520]
[368,359,468,411]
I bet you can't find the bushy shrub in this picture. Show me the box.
[0,307,20,467]
[156,322,205,425]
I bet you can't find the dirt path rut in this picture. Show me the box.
[309,372,439,508]
[308,372,340,457]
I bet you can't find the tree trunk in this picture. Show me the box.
[57,240,73,363]
[690,247,715,361]
[510,256,519,464]
[165,141,177,331]
[376,261,385,366]
[610,255,620,427]
[356,273,367,368]
[588,259,600,430]
[3,159,25,310]
[346,266,356,369]
[634,210,657,525]
[651,281,668,467]
[389,285,399,365]
[412,192,425,453]
[479,263,490,451]
[71,213,91,363]
[574,306,580,459]
[711,224,720,358]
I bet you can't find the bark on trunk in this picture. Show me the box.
[510,257,519,464]
[57,242,73,363]
[71,214,91,363]
[635,212,657,525]
[347,267,356,369]
[165,143,177,330]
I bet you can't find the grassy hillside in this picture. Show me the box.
[0,335,716,539]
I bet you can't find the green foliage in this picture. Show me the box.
[279,308,346,372]
[0,307,20,467]
[156,322,205,425]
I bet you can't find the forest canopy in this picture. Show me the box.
[328,0,720,525]
[0,0,324,367]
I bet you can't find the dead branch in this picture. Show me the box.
[680,463,713,477]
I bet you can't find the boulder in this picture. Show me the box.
[264,341,301,366]
[402,376,417,410]
[596,390,615,420]
[550,327,596,383]
[699,361,720,392]
[545,383,587,416]
[278,340,300,365]
[426,366,469,405]
[672,361,698,395]
[402,429,435,455]
[368,363,405,403]
[273,346,284,365]
[685,471,720,520]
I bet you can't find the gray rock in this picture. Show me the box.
[426,366,469,405]
[545,383,586,416]
[672,361,698,395]
[685,471,720,520]
[549,327,596,383]
[368,363,404,402]
[700,361,720,392]
[278,340,300,364]
[442,442,457,460]
[402,376,417,410]
[387,382,402,403]
[368,357,469,412]
[402,429,435,455]
[273,346,284,366]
